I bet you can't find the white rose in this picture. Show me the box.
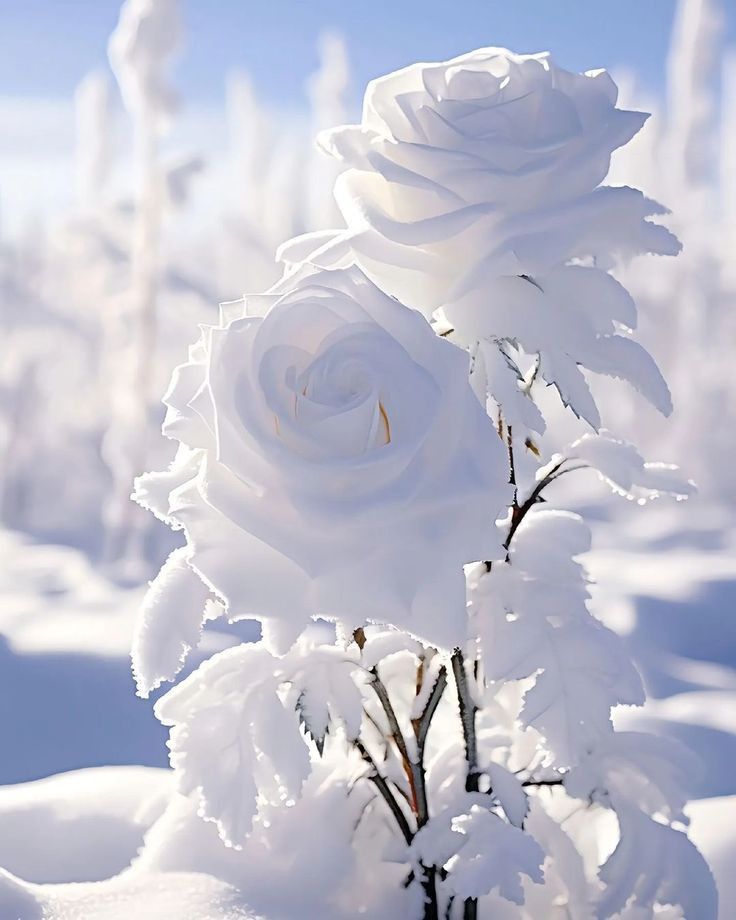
[288,48,678,319]
[136,266,510,652]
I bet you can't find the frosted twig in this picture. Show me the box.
[451,649,480,920]
[354,738,413,846]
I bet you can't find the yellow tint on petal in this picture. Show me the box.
[379,401,391,445]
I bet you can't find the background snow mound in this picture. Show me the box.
[0,767,172,885]
[0,870,261,920]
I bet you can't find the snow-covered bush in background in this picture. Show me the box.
[0,1,349,562]
[134,46,715,919]
[604,0,736,504]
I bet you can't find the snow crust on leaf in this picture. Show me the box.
[442,210,672,433]
[582,334,672,418]
[471,511,644,764]
[414,801,544,903]
[360,628,423,670]
[565,731,701,824]
[596,804,717,920]
[566,432,695,503]
[154,645,311,847]
[132,546,213,698]
[519,623,644,767]
[470,339,546,437]
[283,642,365,752]
[523,800,594,920]
[447,807,544,903]
[564,733,715,919]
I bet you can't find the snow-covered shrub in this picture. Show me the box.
[135,47,715,919]
[0,5,349,562]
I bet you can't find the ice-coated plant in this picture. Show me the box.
[133,47,716,920]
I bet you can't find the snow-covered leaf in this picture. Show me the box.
[540,351,601,429]
[154,645,310,847]
[597,804,717,920]
[567,432,695,503]
[447,805,544,903]
[471,339,546,436]
[519,621,644,765]
[132,546,213,698]
[440,184,678,428]
[471,511,644,764]
[283,642,365,754]
[584,334,672,418]
[360,628,423,671]
[524,799,594,920]
[565,732,702,825]
[412,799,544,905]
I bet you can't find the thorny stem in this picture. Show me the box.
[507,424,517,498]
[485,420,519,570]
[451,651,479,792]
[451,649,480,920]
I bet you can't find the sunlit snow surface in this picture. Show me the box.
[0,499,734,918]
[0,869,261,920]
[587,502,736,802]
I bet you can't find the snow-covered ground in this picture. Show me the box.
[589,502,736,802]
[0,868,260,920]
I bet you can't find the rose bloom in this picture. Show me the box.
[281,48,678,321]
[135,266,510,652]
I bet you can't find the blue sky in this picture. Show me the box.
[3,0,734,107]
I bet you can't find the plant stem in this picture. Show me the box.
[451,649,480,920]
[414,667,447,920]
[507,424,517,498]
[354,738,413,847]
[504,458,566,551]
[451,651,479,793]
[414,666,447,760]
[522,777,564,788]
[422,865,440,920]
[371,662,447,919]
[370,669,420,815]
